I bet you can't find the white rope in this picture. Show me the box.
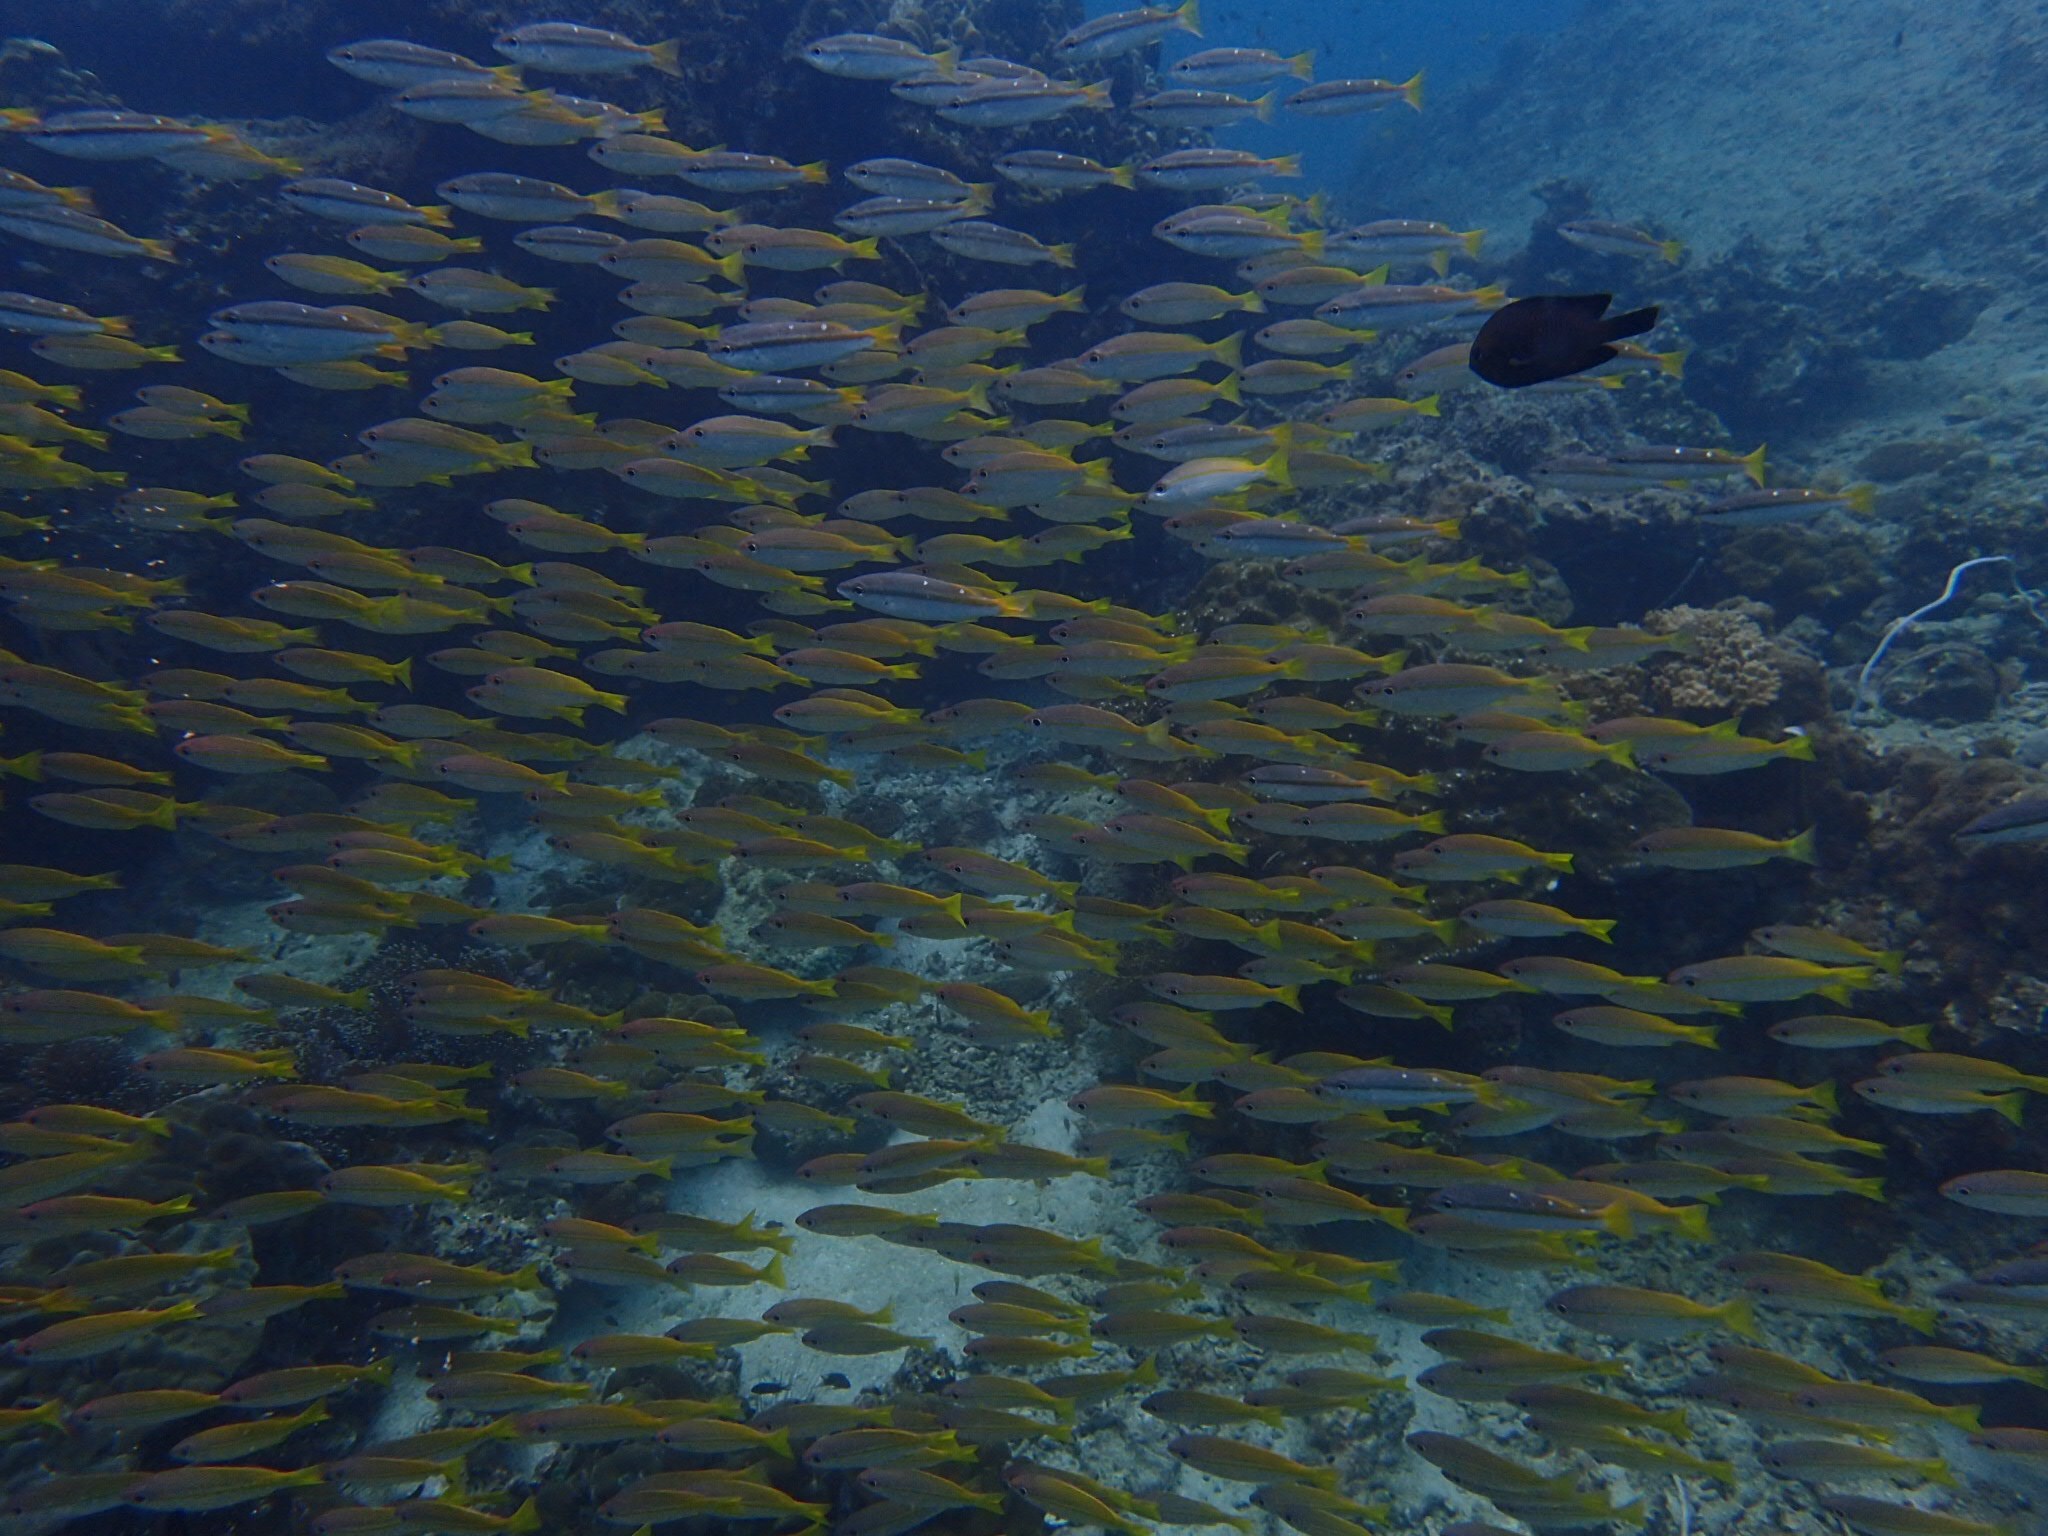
[1851,556,2048,719]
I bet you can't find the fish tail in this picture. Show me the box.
[1993,1091,2027,1128]
[1899,1305,1941,1336]
[1900,1023,1933,1048]
[1721,1293,1761,1340]
[1783,826,1820,864]
[1675,1203,1713,1243]
[419,205,453,228]
[1401,70,1425,109]
[1602,303,1661,341]
[1741,443,1769,485]
[648,38,684,77]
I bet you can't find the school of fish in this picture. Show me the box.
[0,8,2038,1536]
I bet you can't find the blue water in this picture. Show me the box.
[1144,0,1586,90]
[1082,0,1588,201]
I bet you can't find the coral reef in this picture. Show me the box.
[1639,603,1784,714]
[6,7,2048,1536]
[1664,243,1989,443]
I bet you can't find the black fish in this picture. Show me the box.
[1468,292,1660,388]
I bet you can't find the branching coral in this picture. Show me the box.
[1641,603,1784,714]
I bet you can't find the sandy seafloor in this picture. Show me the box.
[159,733,2040,1536]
